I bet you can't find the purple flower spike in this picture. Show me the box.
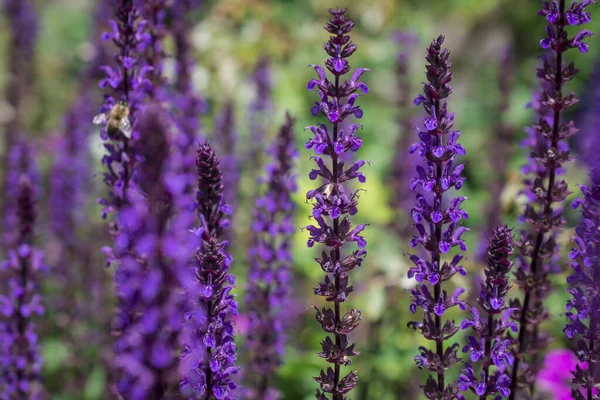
[180,143,239,399]
[565,165,600,398]
[245,114,297,399]
[406,36,469,399]
[458,225,516,399]
[248,56,273,171]
[0,169,46,399]
[306,8,367,399]
[509,2,595,398]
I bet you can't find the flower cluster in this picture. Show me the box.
[0,172,45,399]
[565,164,600,399]
[180,143,238,399]
[407,35,469,399]
[97,0,150,217]
[111,104,196,399]
[458,225,516,399]
[245,114,297,399]
[510,1,595,397]
[305,8,368,399]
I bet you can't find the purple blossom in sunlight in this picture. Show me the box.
[245,114,297,399]
[179,143,239,400]
[0,172,46,399]
[305,8,367,399]
[406,35,469,400]
[509,2,595,397]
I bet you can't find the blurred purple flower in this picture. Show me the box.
[306,8,367,398]
[509,2,595,397]
[565,164,600,398]
[407,35,469,399]
[180,142,239,399]
[0,171,46,399]
[245,114,297,399]
[537,349,589,400]
[214,101,239,230]
[248,56,273,170]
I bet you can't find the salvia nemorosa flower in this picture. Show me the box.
[97,0,150,218]
[565,164,600,399]
[180,142,239,399]
[458,225,516,399]
[248,56,273,169]
[139,0,168,98]
[214,101,240,229]
[406,35,469,400]
[389,30,418,237]
[112,104,195,399]
[509,2,595,397]
[245,114,297,400]
[476,48,515,263]
[305,8,368,399]
[0,172,45,399]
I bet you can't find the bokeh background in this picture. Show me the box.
[1,0,599,398]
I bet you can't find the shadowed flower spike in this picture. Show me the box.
[306,8,368,399]
[407,35,469,400]
[245,114,297,400]
[565,164,600,399]
[509,2,595,398]
[0,170,46,399]
[458,225,516,399]
[179,142,239,399]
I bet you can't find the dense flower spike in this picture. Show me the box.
[407,35,469,400]
[139,0,168,98]
[180,143,238,399]
[389,31,419,237]
[509,2,595,398]
[97,0,150,217]
[248,56,273,169]
[565,165,600,399]
[476,48,515,263]
[458,225,516,399]
[113,105,195,399]
[306,8,368,399]
[245,114,297,399]
[0,172,45,399]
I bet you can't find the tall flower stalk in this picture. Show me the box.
[305,8,368,399]
[509,2,595,397]
[458,225,517,399]
[565,164,600,399]
[248,56,273,169]
[407,35,469,399]
[214,101,239,228]
[0,170,45,399]
[113,104,194,398]
[180,143,239,399]
[245,114,297,399]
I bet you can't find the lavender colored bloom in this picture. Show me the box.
[458,225,516,399]
[406,35,469,399]
[139,0,168,98]
[305,8,368,399]
[214,101,239,227]
[509,2,595,398]
[245,114,297,399]
[565,165,600,399]
[248,56,273,169]
[180,143,239,399]
[389,30,419,237]
[97,0,150,216]
[0,172,45,399]
[113,104,195,399]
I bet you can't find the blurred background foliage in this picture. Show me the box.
[1,0,599,398]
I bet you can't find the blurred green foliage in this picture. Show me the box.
[1,0,599,398]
